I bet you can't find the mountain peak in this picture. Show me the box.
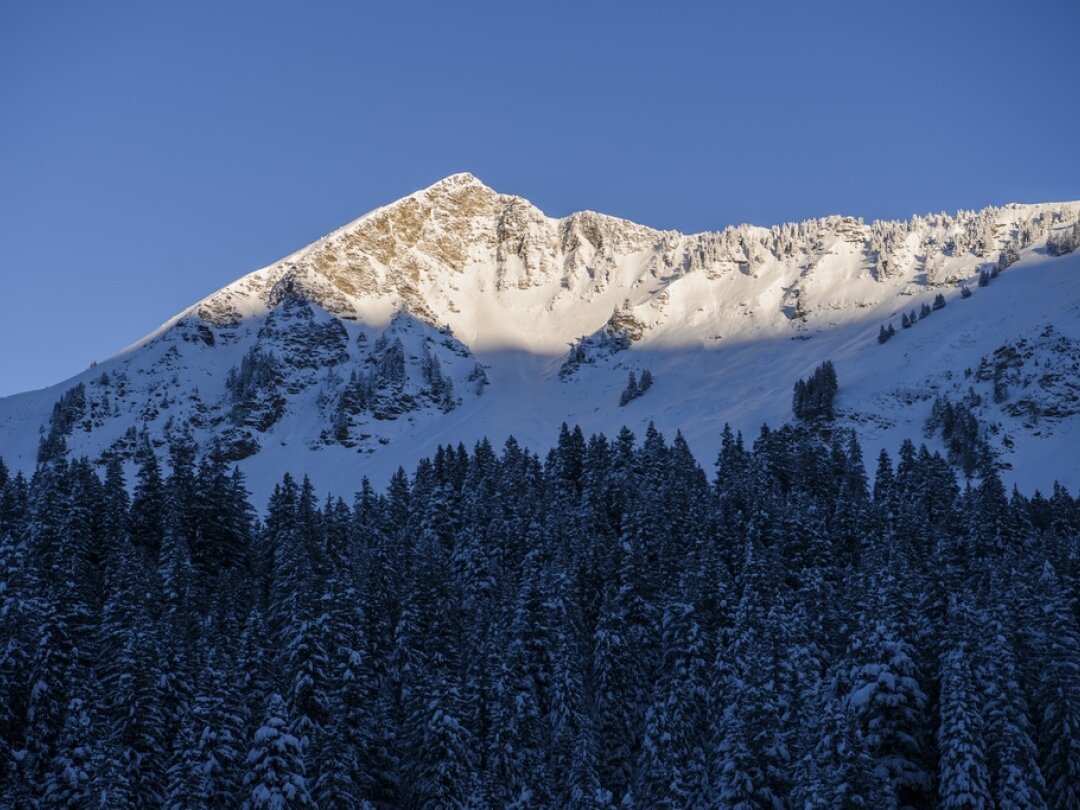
[425,171,489,191]
[401,170,506,212]
[4,188,1080,505]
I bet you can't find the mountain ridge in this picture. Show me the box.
[2,175,1080,502]
[133,173,1080,355]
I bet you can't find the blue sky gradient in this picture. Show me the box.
[1,0,1078,395]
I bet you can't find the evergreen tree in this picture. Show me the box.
[129,447,165,554]
[938,645,992,808]
[42,695,95,809]
[193,651,247,806]
[285,611,332,756]
[792,671,894,809]
[165,710,208,808]
[846,620,932,806]
[18,602,75,800]
[1030,564,1080,809]
[635,601,709,808]
[978,614,1047,809]
[242,693,313,809]
[413,703,476,810]
[793,360,838,421]
[619,371,639,407]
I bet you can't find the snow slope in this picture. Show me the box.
[1,173,1078,502]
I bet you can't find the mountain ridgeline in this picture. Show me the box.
[1,410,1078,807]
[2,175,1080,500]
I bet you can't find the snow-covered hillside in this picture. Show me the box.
[2,173,1079,501]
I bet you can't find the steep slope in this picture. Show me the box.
[1,173,1079,501]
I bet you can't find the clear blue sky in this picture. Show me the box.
[1,0,1077,396]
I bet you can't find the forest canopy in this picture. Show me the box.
[0,415,1077,808]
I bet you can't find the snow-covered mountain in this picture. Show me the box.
[2,172,1079,500]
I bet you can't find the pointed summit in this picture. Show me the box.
[407,171,508,211]
[402,172,502,206]
[358,171,511,227]
[426,171,488,190]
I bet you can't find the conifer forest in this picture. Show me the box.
[1,416,1078,809]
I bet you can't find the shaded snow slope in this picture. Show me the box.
[1,173,1079,502]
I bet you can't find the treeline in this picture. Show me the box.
[0,418,1079,808]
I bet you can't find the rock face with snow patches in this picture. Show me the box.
[2,173,1079,499]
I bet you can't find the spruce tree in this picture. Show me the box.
[1030,564,1080,809]
[42,695,95,809]
[635,601,709,808]
[846,620,931,806]
[242,693,313,809]
[937,645,992,808]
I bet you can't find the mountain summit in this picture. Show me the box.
[190,172,667,353]
[2,176,1080,499]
